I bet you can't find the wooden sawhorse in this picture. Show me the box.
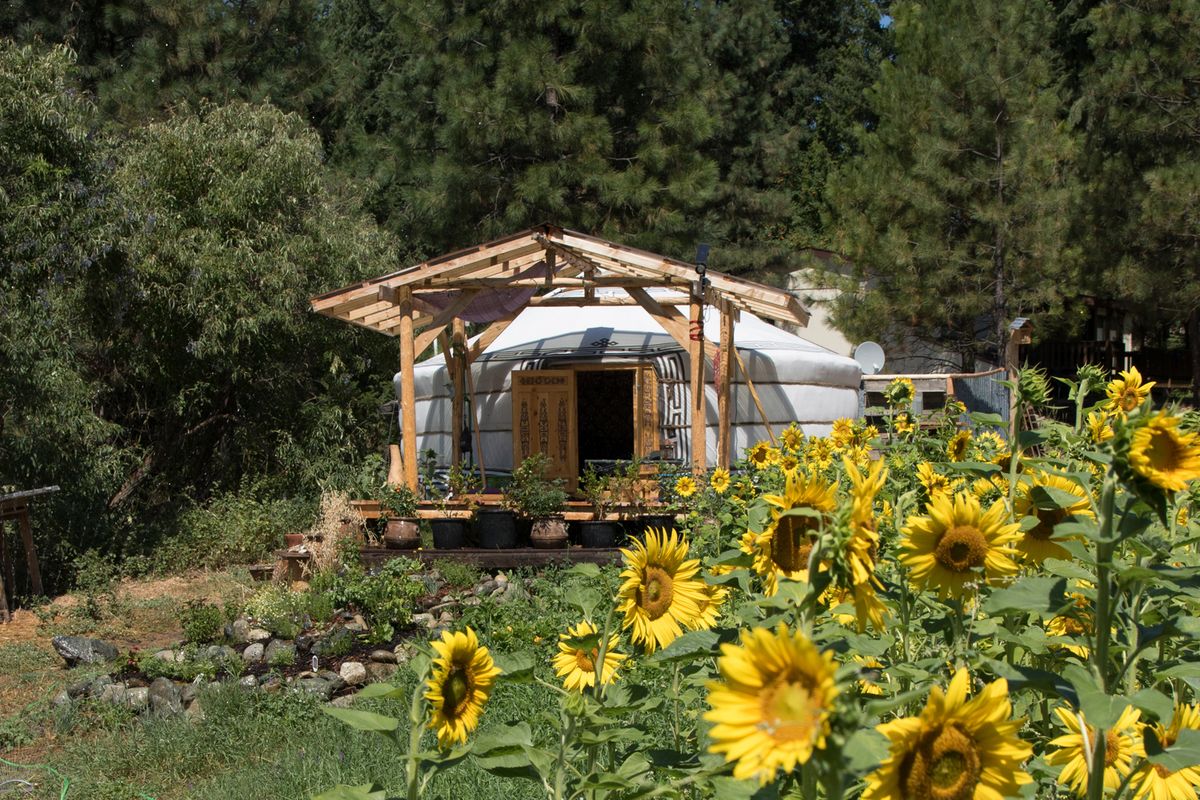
[0,486,57,622]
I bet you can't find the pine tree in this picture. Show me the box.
[827,0,1082,367]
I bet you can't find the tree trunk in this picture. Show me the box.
[1190,307,1200,405]
[993,129,1007,368]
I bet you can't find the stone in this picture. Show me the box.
[318,670,347,693]
[51,635,119,667]
[313,625,354,656]
[86,675,114,698]
[205,645,237,662]
[230,618,251,644]
[369,649,397,664]
[242,643,265,663]
[296,678,333,699]
[247,627,272,643]
[99,682,129,706]
[413,612,436,628]
[496,582,526,605]
[264,639,296,665]
[149,677,183,715]
[127,687,150,712]
[494,572,509,585]
[329,694,355,708]
[339,661,367,686]
[185,698,206,722]
[474,579,498,596]
[365,662,398,683]
[344,614,368,633]
[180,677,204,706]
[260,675,284,693]
[294,634,315,653]
[239,675,258,689]
[392,642,415,662]
[66,679,93,698]
[461,596,481,607]
[52,690,72,708]
[153,649,176,662]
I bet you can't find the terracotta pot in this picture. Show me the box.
[283,533,304,549]
[383,518,421,549]
[530,516,568,549]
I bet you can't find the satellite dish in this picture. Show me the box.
[853,341,886,375]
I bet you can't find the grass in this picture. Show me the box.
[3,562,686,800]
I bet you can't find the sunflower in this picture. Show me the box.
[616,528,707,652]
[780,423,806,453]
[845,456,886,587]
[748,441,778,470]
[704,623,839,784]
[894,412,916,436]
[806,437,836,470]
[1106,366,1155,416]
[779,453,801,477]
[1129,412,1200,492]
[749,471,838,594]
[917,462,963,501]
[900,492,1021,600]
[1013,472,1093,564]
[944,397,968,419]
[971,475,1008,502]
[971,430,1009,464]
[853,655,887,696]
[710,467,731,494]
[1047,705,1143,797]
[552,620,626,693]
[863,669,1032,800]
[1046,586,1093,658]
[1087,411,1115,444]
[947,430,972,462]
[884,376,916,408]
[831,418,855,448]
[425,627,503,747]
[1133,703,1200,800]
[675,475,698,498]
[688,581,729,631]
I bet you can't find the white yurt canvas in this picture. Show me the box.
[396,288,861,473]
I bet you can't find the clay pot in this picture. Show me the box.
[530,516,568,549]
[283,533,304,549]
[383,518,421,549]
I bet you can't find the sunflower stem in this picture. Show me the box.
[1087,472,1118,800]
[405,663,429,800]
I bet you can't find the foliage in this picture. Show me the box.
[245,584,335,640]
[504,453,568,519]
[179,599,226,644]
[432,560,483,592]
[377,484,418,521]
[312,558,425,643]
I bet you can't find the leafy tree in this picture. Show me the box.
[1078,0,1200,388]
[826,0,1082,368]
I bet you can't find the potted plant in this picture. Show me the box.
[578,464,620,548]
[430,460,479,550]
[504,453,569,549]
[378,484,420,549]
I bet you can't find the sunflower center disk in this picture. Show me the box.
[442,668,472,715]
[934,526,988,573]
[772,516,818,574]
[902,723,982,800]
[638,566,675,620]
[1145,429,1181,473]
[759,678,819,744]
[574,649,598,673]
[1104,729,1121,767]
[1030,508,1067,540]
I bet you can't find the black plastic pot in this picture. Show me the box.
[578,520,620,548]
[638,514,677,537]
[430,518,468,549]
[474,508,517,549]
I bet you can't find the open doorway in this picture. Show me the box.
[575,368,636,465]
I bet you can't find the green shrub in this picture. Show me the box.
[244,583,334,639]
[179,599,225,643]
[432,559,482,590]
[319,557,424,642]
[267,646,296,668]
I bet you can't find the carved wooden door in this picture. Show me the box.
[511,370,577,487]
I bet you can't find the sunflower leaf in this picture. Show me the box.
[1063,664,1130,729]
[943,461,1003,477]
[1146,727,1200,771]
[984,659,1077,703]
[651,630,720,664]
[567,563,602,579]
[493,652,535,683]
[843,728,890,772]
[1029,485,1086,511]
[1042,558,1095,583]
[565,585,601,618]
[354,683,406,700]
[708,776,781,799]
[322,707,401,734]
[561,632,603,652]
[1130,687,1175,723]
[983,576,1067,616]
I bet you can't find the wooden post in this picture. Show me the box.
[0,520,9,621]
[718,300,735,468]
[690,291,707,473]
[450,318,467,465]
[397,287,419,490]
[16,511,42,598]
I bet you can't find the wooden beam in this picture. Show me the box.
[414,324,447,357]
[397,287,419,490]
[416,276,673,290]
[450,319,467,464]
[16,511,42,597]
[416,290,480,332]
[467,313,520,363]
[626,288,718,359]
[528,293,691,307]
[733,347,776,445]
[690,292,707,473]
[718,300,735,468]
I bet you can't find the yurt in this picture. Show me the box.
[402,289,861,479]
[311,224,860,490]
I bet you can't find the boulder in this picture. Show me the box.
[318,670,347,693]
[365,661,398,683]
[51,635,118,667]
[313,625,354,656]
[127,687,150,712]
[369,649,397,664]
[264,639,296,665]
[294,634,315,653]
[239,675,258,689]
[339,661,367,686]
[98,683,128,706]
[242,642,265,663]
[329,694,355,709]
[229,618,251,644]
[344,614,368,633]
[86,675,114,698]
[260,675,283,693]
[296,678,333,699]
[51,690,72,708]
[247,627,272,643]
[413,612,436,628]
[204,645,238,662]
[185,698,206,722]
[148,677,183,715]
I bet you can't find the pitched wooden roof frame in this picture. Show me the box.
[310,224,809,336]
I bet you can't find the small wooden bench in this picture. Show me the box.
[0,486,57,621]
